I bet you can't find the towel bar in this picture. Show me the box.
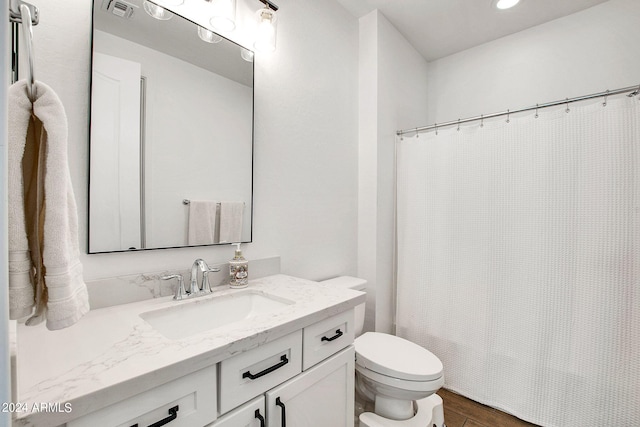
[183,199,245,206]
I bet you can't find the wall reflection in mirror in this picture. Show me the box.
[89,0,253,253]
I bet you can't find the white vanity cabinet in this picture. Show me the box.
[16,275,365,427]
[63,310,355,427]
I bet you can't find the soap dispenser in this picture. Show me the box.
[229,243,249,288]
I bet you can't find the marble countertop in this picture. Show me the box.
[13,274,365,427]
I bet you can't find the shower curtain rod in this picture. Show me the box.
[397,84,640,137]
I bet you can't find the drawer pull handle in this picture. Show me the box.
[242,354,289,380]
[129,405,179,427]
[276,397,286,427]
[254,409,266,427]
[321,329,343,342]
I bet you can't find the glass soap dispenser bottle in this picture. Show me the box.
[229,243,249,288]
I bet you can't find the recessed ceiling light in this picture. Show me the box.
[495,0,520,10]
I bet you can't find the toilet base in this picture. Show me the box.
[359,393,445,427]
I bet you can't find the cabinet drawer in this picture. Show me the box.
[67,365,217,427]
[302,309,354,370]
[219,330,302,414]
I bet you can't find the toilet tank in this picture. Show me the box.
[319,276,367,337]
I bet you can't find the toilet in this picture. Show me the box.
[320,277,446,427]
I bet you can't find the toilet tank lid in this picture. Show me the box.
[320,276,367,291]
[354,332,443,382]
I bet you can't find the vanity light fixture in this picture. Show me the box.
[143,0,173,20]
[254,0,278,52]
[161,0,184,5]
[197,25,223,43]
[494,0,520,10]
[209,0,237,33]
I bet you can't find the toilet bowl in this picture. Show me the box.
[355,332,444,420]
[320,277,445,427]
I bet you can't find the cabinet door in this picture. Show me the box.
[208,396,266,427]
[266,346,354,427]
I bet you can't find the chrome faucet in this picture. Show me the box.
[189,258,220,295]
[162,259,221,301]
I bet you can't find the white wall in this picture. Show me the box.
[358,11,429,333]
[426,0,640,124]
[27,0,358,281]
[1,3,12,424]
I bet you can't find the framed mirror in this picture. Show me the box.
[89,0,254,253]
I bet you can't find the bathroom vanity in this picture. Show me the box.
[12,275,365,427]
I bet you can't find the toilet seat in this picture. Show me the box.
[355,333,443,381]
[355,364,444,393]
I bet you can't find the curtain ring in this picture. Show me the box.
[565,98,570,113]
[457,119,461,131]
[603,90,609,107]
[506,109,510,124]
[480,114,484,128]
[535,104,539,119]
[415,127,419,138]
[435,123,438,136]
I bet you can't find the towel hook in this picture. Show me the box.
[19,3,36,102]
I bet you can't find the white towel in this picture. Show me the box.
[219,201,244,244]
[8,80,90,330]
[188,200,218,245]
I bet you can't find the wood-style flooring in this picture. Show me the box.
[440,388,540,427]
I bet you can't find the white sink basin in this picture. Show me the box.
[140,290,294,340]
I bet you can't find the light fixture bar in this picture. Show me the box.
[258,0,278,12]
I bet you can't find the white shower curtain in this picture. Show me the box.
[396,96,640,426]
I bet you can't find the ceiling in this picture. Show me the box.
[335,0,610,61]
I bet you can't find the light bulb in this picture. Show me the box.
[210,0,236,32]
[254,7,277,52]
[143,0,173,20]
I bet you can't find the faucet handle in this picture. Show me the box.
[162,274,187,300]
[201,267,221,294]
